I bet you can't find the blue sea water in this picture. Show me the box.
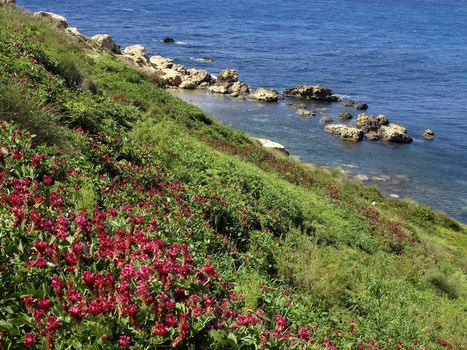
[17,0,467,222]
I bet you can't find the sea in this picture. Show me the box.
[17,0,467,222]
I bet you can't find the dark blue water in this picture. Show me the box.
[17,0,467,222]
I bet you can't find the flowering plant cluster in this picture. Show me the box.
[0,121,455,349]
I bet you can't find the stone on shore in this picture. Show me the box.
[184,68,214,86]
[283,84,340,102]
[250,88,280,102]
[91,34,120,54]
[217,69,239,83]
[253,138,289,155]
[122,45,150,66]
[33,11,68,29]
[338,111,353,120]
[379,124,413,143]
[422,129,435,140]
[208,85,230,94]
[159,69,183,87]
[230,81,250,95]
[343,100,368,110]
[149,55,175,69]
[324,124,364,142]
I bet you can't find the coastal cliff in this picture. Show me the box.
[0,4,465,349]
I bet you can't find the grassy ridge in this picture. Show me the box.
[0,5,465,349]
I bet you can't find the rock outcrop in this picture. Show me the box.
[66,27,81,36]
[217,69,239,83]
[338,111,353,120]
[253,138,289,155]
[343,100,368,110]
[379,124,413,143]
[208,85,230,94]
[250,88,280,102]
[422,129,435,140]
[33,12,68,29]
[122,45,151,66]
[91,34,120,54]
[284,85,340,102]
[324,124,364,142]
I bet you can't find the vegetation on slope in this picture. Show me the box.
[0,5,465,349]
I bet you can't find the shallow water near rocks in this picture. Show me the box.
[17,0,467,222]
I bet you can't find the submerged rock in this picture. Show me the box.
[287,102,307,109]
[338,111,353,120]
[379,124,413,143]
[324,124,364,142]
[320,117,334,124]
[297,109,315,117]
[33,11,68,29]
[202,56,215,62]
[253,138,289,155]
[162,37,175,43]
[91,34,120,54]
[422,129,435,140]
[343,100,368,110]
[250,88,280,102]
[284,84,340,102]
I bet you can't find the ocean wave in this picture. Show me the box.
[175,41,188,45]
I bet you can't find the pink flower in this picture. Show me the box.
[24,332,37,347]
[275,315,286,331]
[38,298,51,312]
[119,335,131,348]
[46,315,60,331]
[153,324,169,337]
[43,175,53,186]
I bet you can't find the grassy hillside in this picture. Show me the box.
[0,5,465,349]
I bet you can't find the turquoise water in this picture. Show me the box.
[17,0,467,221]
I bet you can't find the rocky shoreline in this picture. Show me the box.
[13,6,436,147]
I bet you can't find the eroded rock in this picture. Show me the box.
[91,34,120,54]
[343,100,368,110]
[379,124,413,143]
[250,88,280,102]
[320,117,334,124]
[324,124,364,142]
[422,129,435,140]
[297,109,315,117]
[338,111,353,120]
[284,85,340,102]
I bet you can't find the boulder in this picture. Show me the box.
[208,85,230,94]
[159,69,183,87]
[376,114,389,126]
[338,111,353,120]
[365,131,380,141]
[1,0,16,5]
[162,37,175,43]
[91,34,120,54]
[250,88,280,102]
[297,109,315,117]
[253,138,289,155]
[343,100,368,110]
[230,81,250,95]
[379,124,413,143]
[185,68,214,86]
[122,45,150,66]
[320,117,334,124]
[283,85,340,102]
[33,11,68,29]
[149,55,175,69]
[422,129,435,140]
[324,124,364,142]
[217,69,239,83]
[179,80,197,89]
[356,114,380,133]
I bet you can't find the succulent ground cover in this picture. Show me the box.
[0,5,465,349]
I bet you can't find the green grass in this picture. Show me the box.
[0,4,466,348]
